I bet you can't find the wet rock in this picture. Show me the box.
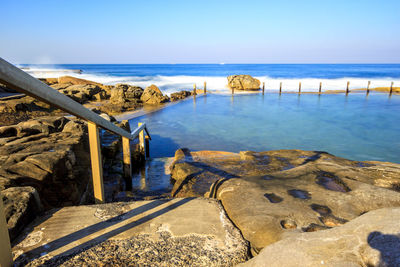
[2,186,42,241]
[239,208,400,267]
[227,75,261,90]
[170,149,400,254]
[140,84,170,104]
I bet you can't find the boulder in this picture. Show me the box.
[140,84,170,104]
[239,207,400,267]
[169,149,400,254]
[227,75,260,90]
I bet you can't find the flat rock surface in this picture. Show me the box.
[239,207,400,267]
[170,149,400,254]
[12,198,249,266]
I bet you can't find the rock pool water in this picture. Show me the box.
[129,92,400,163]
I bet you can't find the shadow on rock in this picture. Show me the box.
[368,231,400,267]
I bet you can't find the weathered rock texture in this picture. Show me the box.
[170,149,400,255]
[170,90,193,101]
[227,75,260,91]
[141,84,170,104]
[239,207,400,267]
[0,116,90,240]
[13,198,249,266]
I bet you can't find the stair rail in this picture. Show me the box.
[0,57,150,266]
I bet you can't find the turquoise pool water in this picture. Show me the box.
[129,93,400,163]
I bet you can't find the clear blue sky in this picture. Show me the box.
[1,0,399,64]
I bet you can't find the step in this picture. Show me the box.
[12,198,248,266]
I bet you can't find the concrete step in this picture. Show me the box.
[12,198,249,266]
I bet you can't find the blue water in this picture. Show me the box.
[20,64,400,162]
[23,64,400,93]
[129,93,400,163]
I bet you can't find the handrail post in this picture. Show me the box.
[138,122,146,160]
[88,122,105,204]
[122,137,132,188]
[0,196,13,267]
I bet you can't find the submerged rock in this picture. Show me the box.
[239,207,400,267]
[169,149,400,254]
[141,84,170,104]
[227,75,261,90]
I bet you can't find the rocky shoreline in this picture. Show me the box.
[1,74,400,266]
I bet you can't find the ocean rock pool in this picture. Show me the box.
[129,92,400,163]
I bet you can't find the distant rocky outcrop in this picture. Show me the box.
[140,85,170,104]
[170,149,400,255]
[227,75,260,90]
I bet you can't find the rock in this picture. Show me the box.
[39,78,58,85]
[57,84,103,104]
[227,75,261,90]
[239,207,400,267]
[140,84,170,104]
[0,116,90,241]
[50,83,73,90]
[170,90,193,101]
[57,76,103,86]
[2,186,42,241]
[12,198,249,266]
[169,149,400,254]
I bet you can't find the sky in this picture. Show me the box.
[1,0,399,64]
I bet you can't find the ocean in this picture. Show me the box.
[18,63,400,163]
[20,64,400,94]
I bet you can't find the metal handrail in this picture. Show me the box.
[0,58,151,266]
[0,57,133,139]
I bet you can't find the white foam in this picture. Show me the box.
[22,66,397,94]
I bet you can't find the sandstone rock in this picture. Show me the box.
[39,78,58,85]
[0,116,90,240]
[170,90,193,101]
[58,76,103,86]
[169,149,400,254]
[227,75,261,90]
[57,84,104,104]
[239,207,400,267]
[50,83,73,90]
[2,186,42,241]
[140,84,170,104]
